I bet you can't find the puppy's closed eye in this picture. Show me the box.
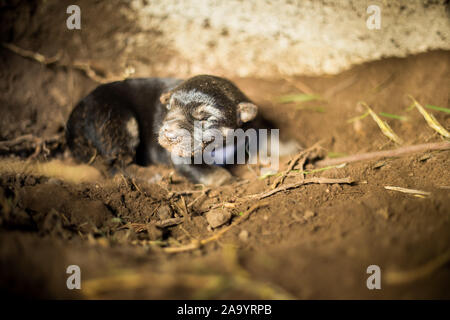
[193,104,225,121]
[191,110,208,121]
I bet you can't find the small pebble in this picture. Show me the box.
[157,205,173,220]
[205,209,232,228]
[239,230,249,242]
[47,178,62,185]
[376,208,390,220]
[303,210,316,220]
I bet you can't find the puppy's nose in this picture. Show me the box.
[164,131,178,141]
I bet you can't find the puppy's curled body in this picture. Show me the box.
[66,75,260,185]
[66,78,181,168]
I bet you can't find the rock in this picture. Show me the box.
[205,209,232,228]
[47,178,62,185]
[303,210,316,220]
[376,208,390,220]
[157,205,173,220]
[239,230,249,242]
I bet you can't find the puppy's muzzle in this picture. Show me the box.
[163,129,180,142]
[160,122,182,142]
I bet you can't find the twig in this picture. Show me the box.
[247,177,353,200]
[187,187,210,208]
[163,203,267,254]
[315,141,450,168]
[2,42,61,64]
[168,189,203,199]
[171,196,190,220]
[0,134,34,150]
[162,241,201,253]
[156,217,184,228]
[271,151,307,189]
[2,42,133,83]
[120,217,184,232]
[208,202,239,211]
[271,143,324,188]
[0,133,61,150]
[0,133,63,160]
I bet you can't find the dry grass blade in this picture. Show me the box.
[384,186,431,196]
[360,102,403,144]
[408,96,450,139]
[385,250,450,285]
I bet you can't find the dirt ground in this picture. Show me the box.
[0,1,449,300]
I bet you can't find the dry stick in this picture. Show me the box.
[0,133,61,151]
[168,189,204,198]
[2,42,61,64]
[208,201,239,211]
[315,141,450,168]
[271,151,307,189]
[0,134,63,161]
[247,177,353,200]
[163,203,267,254]
[209,176,352,211]
[2,42,128,83]
[156,217,184,228]
[187,187,210,208]
[120,217,184,232]
[0,134,34,150]
[166,177,349,253]
[272,143,324,189]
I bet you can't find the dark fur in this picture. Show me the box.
[66,75,259,185]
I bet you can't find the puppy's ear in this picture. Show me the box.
[160,91,172,104]
[237,102,258,124]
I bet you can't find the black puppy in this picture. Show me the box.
[66,75,259,185]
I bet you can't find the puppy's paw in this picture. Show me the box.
[199,167,234,186]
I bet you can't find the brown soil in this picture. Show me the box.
[0,1,449,300]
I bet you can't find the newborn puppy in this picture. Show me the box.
[66,75,259,186]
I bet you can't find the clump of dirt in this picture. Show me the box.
[0,2,449,299]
